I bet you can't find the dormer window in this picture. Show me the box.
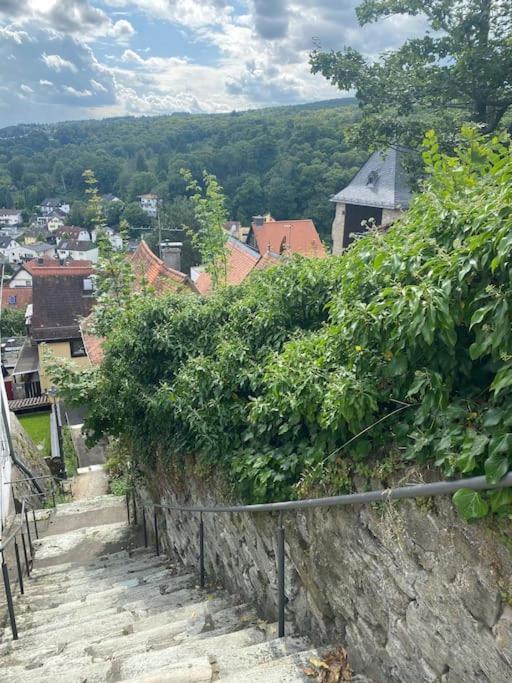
[366,171,379,188]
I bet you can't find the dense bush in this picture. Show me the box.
[59,129,512,518]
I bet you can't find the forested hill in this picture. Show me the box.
[0,98,364,240]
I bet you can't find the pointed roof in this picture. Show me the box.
[331,148,412,210]
[129,240,196,294]
[248,218,326,258]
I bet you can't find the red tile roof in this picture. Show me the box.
[1,287,32,311]
[249,218,326,258]
[195,238,280,295]
[24,258,93,277]
[130,240,196,294]
[81,316,104,366]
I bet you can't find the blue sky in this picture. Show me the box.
[0,1,426,127]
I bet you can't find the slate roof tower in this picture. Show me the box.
[331,148,412,254]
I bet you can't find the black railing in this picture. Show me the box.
[128,471,512,640]
[1,475,63,639]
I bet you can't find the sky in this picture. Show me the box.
[0,0,427,127]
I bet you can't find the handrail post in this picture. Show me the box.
[21,531,30,577]
[24,509,33,557]
[132,490,137,525]
[199,512,205,588]
[126,492,130,524]
[1,553,18,640]
[154,508,160,556]
[276,513,286,638]
[32,508,39,540]
[142,507,148,548]
[52,485,56,508]
[14,538,24,594]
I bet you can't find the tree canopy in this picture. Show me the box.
[0,99,363,243]
[310,1,512,152]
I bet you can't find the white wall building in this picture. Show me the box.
[0,209,22,227]
[0,380,13,532]
[0,238,37,265]
[138,193,160,218]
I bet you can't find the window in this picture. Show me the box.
[70,339,86,358]
[83,278,93,293]
[7,295,16,305]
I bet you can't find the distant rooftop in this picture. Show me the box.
[331,148,412,210]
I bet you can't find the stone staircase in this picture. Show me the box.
[0,494,332,682]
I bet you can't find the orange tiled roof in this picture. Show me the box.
[1,286,32,311]
[195,238,280,295]
[80,316,105,366]
[129,240,195,294]
[24,258,93,277]
[250,218,326,258]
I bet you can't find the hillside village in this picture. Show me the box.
[1,1,511,680]
[0,149,408,414]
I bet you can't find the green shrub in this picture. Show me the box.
[65,129,512,518]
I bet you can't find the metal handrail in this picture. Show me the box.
[0,476,60,640]
[129,471,512,639]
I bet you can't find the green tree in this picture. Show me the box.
[181,169,228,290]
[122,202,151,233]
[310,0,512,151]
[0,308,26,337]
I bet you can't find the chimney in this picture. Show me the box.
[160,242,183,272]
[37,257,44,265]
[252,215,264,227]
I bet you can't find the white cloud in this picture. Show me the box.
[20,83,33,93]
[90,78,107,92]
[40,79,54,86]
[0,25,29,43]
[42,52,78,73]
[109,18,135,43]
[63,85,93,97]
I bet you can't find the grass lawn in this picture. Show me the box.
[19,412,51,458]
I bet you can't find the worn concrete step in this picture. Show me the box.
[21,564,180,609]
[53,494,124,515]
[31,521,133,564]
[28,552,168,587]
[113,625,272,681]
[219,648,320,682]
[122,658,212,683]
[12,574,198,628]
[0,596,234,659]
[29,544,154,579]
[1,653,111,683]
[82,603,257,661]
[213,636,311,676]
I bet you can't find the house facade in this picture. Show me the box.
[28,260,95,392]
[38,199,70,216]
[57,239,99,263]
[0,237,37,264]
[330,149,412,254]
[138,193,160,218]
[0,208,22,227]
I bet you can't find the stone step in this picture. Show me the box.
[1,654,112,683]
[29,544,153,579]
[113,625,272,681]
[218,648,320,682]
[0,596,234,658]
[25,553,173,584]
[11,575,198,630]
[213,635,311,676]
[20,564,183,610]
[31,521,132,563]
[122,659,212,683]
[82,603,257,661]
[53,494,124,514]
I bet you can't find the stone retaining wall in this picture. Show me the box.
[139,465,512,682]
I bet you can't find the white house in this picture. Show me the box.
[138,193,160,218]
[0,208,22,227]
[0,237,37,265]
[47,215,66,233]
[55,226,91,242]
[38,199,70,216]
[9,264,33,287]
[56,240,99,263]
